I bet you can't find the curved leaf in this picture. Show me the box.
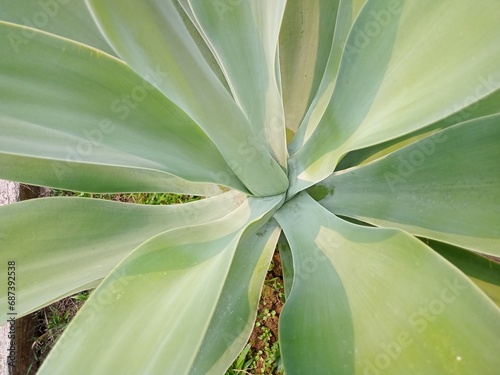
[288,0,500,196]
[278,233,294,299]
[279,0,340,139]
[288,0,366,153]
[174,0,232,93]
[425,239,500,308]
[86,0,289,196]
[0,0,116,56]
[191,219,281,374]
[36,194,283,375]
[0,22,246,194]
[275,192,500,375]
[337,87,500,170]
[0,191,246,321]
[186,0,288,168]
[316,115,500,255]
[0,152,221,196]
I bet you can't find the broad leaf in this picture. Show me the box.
[287,0,366,152]
[279,0,339,139]
[0,0,116,56]
[0,152,223,196]
[0,191,245,320]
[315,115,500,255]
[337,87,500,170]
[37,194,283,375]
[191,220,281,374]
[274,192,500,375]
[288,0,500,196]
[0,22,245,195]
[86,0,289,196]
[425,239,500,308]
[186,0,288,168]
[174,1,231,92]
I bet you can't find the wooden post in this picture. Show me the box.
[10,185,50,375]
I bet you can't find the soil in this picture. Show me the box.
[249,251,285,374]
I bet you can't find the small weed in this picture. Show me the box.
[128,192,200,205]
[249,309,284,375]
[225,343,254,375]
[50,189,200,205]
[32,291,89,361]
[265,277,285,303]
[242,252,285,375]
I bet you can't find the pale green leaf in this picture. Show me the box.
[186,0,288,168]
[174,0,231,92]
[279,0,339,138]
[191,220,281,374]
[86,0,289,196]
[275,192,500,375]
[288,0,500,196]
[337,87,500,170]
[0,191,246,321]
[425,239,500,308]
[278,233,294,299]
[287,0,366,152]
[0,151,221,196]
[0,0,116,56]
[316,115,500,255]
[0,22,246,194]
[37,194,283,375]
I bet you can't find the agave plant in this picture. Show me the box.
[1,0,500,374]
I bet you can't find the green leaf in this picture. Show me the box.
[174,0,232,93]
[0,191,246,320]
[337,87,500,170]
[277,233,294,299]
[287,0,366,152]
[288,0,500,196]
[186,0,288,168]
[86,0,289,196]
[425,239,500,308]
[275,192,500,375]
[278,0,339,139]
[0,22,246,194]
[0,152,222,196]
[37,194,283,375]
[316,115,500,255]
[191,220,281,374]
[0,0,116,56]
